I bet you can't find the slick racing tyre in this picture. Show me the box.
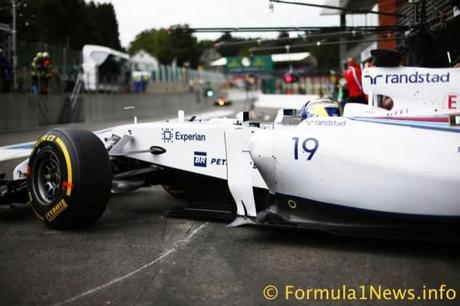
[28,129,111,229]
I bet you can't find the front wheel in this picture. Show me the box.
[28,128,111,229]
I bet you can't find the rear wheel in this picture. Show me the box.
[29,128,111,228]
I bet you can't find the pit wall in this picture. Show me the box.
[0,91,219,132]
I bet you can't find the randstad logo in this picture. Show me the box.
[364,72,450,85]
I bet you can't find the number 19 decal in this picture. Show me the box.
[292,137,319,160]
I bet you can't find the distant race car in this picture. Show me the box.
[214,96,232,107]
[1,67,460,240]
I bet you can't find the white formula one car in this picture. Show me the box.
[1,67,460,240]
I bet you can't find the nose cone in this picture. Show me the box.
[248,130,276,192]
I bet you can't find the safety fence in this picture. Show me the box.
[262,75,338,97]
[150,65,225,84]
[16,40,81,76]
[2,41,225,94]
[80,68,225,94]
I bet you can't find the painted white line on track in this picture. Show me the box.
[52,222,208,306]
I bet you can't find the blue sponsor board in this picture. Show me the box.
[194,151,207,167]
[193,152,227,168]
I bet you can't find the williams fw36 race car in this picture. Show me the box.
[1,67,460,240]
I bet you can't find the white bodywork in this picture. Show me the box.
[105,110,459,217]
[15,67,460,220]
[251,118,459,215]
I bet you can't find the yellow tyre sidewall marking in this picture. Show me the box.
[29,191,45,221]
[32,134,73,222]
[55,137,73,196]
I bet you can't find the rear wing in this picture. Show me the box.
[362,67,460,113]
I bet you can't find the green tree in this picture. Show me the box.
[0,0,121,50]
[128,24,210,68]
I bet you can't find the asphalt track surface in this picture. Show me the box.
[1,99,460,306]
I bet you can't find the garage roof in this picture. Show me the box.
[321,0,377,15]
[271,52,312,63]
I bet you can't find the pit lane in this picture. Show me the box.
[0,100,459,306]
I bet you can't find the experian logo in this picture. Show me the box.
[364,72,450,85]
[161,128,206,143]
[161,128,175,143]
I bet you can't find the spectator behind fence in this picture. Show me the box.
[31,51,53,95]
[337,62,349,107]
[132,71,142,93]
[344,58,366,104]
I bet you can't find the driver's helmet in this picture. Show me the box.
[299,98,340,120]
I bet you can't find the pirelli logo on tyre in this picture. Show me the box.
[45,199,68,222]
[36,134,57,146]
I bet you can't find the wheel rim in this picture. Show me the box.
[35,151,63,205]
